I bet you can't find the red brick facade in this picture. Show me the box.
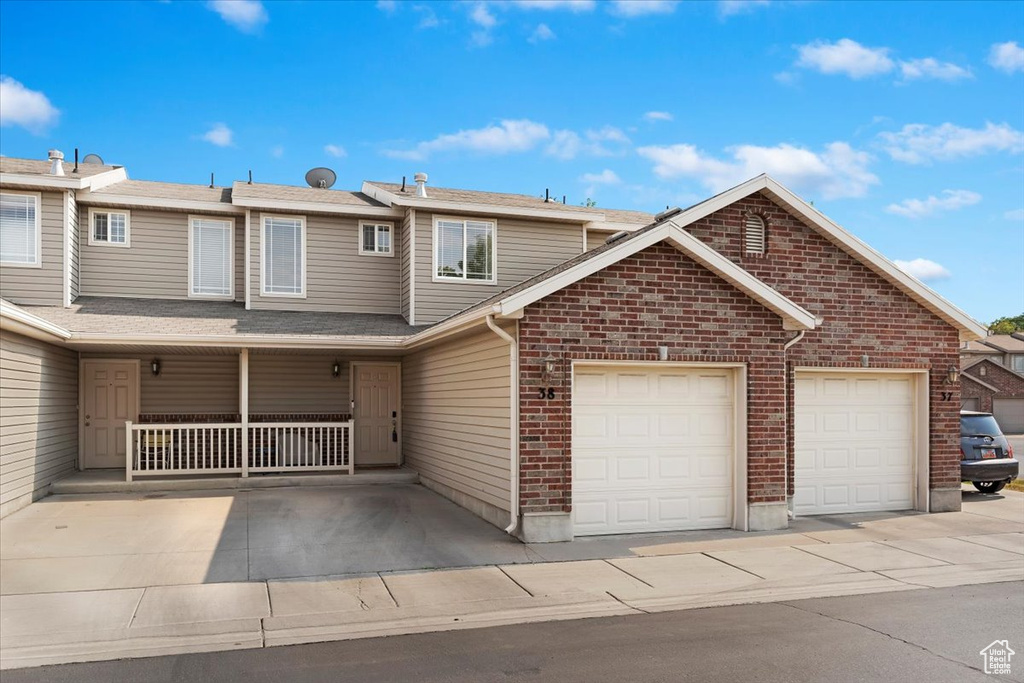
[962,359,1024,412]
[517,191,962,515]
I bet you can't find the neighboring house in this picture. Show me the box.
[960,359,1024,433]
[0,151,986,541]
[979,334,1024,373]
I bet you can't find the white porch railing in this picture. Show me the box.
[126,421,354,480]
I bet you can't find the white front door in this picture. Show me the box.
[82,360,139,469]
[353,363,400,466]
[794,372,916,515]
[572,365,736,536]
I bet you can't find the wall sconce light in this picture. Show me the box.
[945,365,959,385]
[150,359,161,376]
[542,356,557,384]
[331,360,341,378]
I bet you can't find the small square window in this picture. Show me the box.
[89,209,131,247]
[359,222,393,256]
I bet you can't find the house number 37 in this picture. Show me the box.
[538,387,556,399]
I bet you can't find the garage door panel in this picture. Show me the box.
[573,365,735,536]
[993,398,1024,434]
[795,372,916,515]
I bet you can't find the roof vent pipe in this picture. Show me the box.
[48,149,65,176]
[414,172,428,198]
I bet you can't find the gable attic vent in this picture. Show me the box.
[744,213,766,256]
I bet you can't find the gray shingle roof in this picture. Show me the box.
[366,181,654,225]
[20,297,424,340]
[0,157,119,178]
[983,335,1024,352]
[95,179,232,203]
[232,181,387,208]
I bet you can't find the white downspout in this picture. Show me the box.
[486,314,519,535]
[782,318,821,520]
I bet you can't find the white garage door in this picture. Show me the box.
[993,398,1024,434]
[572,365,735,536]
[794,372,916,515]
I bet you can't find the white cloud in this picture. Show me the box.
[529,23,556,42]
[718,0,770,17]
[608,0,678,17]
[580,169,621,184]
[470,2,497,27]
[270,145,284,158]
[415,5,440,28]
[989,41,1024,74]
[376,0,397,13]
[898,57,972,82]
[643,111,673,122]
[1004,208,1024,221]
[637,140,878,200]
[773,71,799,86]
[546,126,630,160]
[0,76,59,133]
[885,189,981,219]
[207,0,267,33]
[795,38,894,79]
[894,258,951,282]
[512,0,595,10]
[878,122,1024,164]
[385,119,550,160]
[201,123,234,147]
[324,144,347,158]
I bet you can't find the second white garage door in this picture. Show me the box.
[794,372,917,515]
[993,398,1024,434]
[572,365,736,536]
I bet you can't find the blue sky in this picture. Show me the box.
[1,0,1022,323]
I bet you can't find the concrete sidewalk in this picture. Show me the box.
[2,489,1022,670]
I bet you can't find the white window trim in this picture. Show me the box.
[87,207,131,247]
[188,215,235,300]
[431,214,498,285]
[0,190,42,268]
[260,214,307,298]
[359,221,395,257]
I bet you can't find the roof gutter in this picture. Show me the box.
[0,301,73,344]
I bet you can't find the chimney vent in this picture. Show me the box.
[414,172,428,198]
[48,149,65,176]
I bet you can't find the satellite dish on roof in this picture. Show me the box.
[82,153,104,165]
[305,167,336,189]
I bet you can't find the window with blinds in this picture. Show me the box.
[744,214,766,256]
[190,218,233,298]
[0,192,40,266]
[359,222,393,256]
[262,216,305,296]
[89,209,130,246]
[434,217,495,282]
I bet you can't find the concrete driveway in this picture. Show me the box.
[0,484,541,595]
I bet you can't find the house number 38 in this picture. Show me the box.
[538,387,556,399]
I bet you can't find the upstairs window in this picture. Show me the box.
[89,209,130,247]
[434,217,495,283]
[744,213,766,256]
[360,222,393,256]
[0,192,41,267]
[1013,356,1024,373]
[262,215,305,297]
[189,217,234,298]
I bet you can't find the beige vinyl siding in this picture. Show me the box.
[0,190,64,306]
[585,228,612,251]
[403,325,512,525]
[234,218,245,302]
[68,190,79,300]
[80,208,243,300]
[142,356,239,414]
[401,209,413,322]
[248,354,350,413]
[250,212,402,314]
[415,212,584,324]
[0,331,78,519]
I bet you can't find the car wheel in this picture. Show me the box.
[973,481,1007,493]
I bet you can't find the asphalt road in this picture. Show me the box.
[8,582,1023,683]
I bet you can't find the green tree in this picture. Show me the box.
[582,198,597,208]
[989,314,1024,334]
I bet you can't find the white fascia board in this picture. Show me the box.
[0,301,73,341]
[77,193,245,215]
[497,222,816,331]
[759,178,988,342]
[83,167,129,191]
[360,181,398,207]
[0,173,90,190]
[231,194,402,218]
[67,333,407,349]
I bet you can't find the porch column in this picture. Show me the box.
[240,348,249,477]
